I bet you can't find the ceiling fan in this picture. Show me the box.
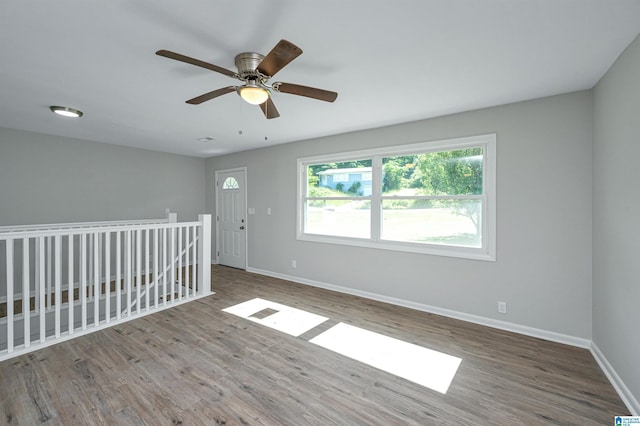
[156,39,337,119]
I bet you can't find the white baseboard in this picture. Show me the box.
[590,342,639,415]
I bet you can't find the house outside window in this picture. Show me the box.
[297,134,496,261]
[317,168,373,196]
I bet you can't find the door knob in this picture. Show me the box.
[240,226,245,230]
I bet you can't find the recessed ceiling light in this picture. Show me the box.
[50,106,83,118]
[197,137,215,142]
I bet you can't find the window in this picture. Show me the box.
[305,160,372,239]
[297,134,496,261]
[222,177,239,189]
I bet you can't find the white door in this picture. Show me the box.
[216,169,247,269]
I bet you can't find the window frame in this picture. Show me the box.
[297,134,496,261]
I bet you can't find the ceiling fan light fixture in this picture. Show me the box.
[50,106,83,118]
[239,84,269,105]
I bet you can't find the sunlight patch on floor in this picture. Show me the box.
[223,299,461,393]
[222,298,329,337]
[310,322,461,394]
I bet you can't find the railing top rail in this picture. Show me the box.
[0,219,205,240]
[0,209,177,234]
[0,218,169,233]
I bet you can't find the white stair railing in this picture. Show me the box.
[0,213,212,362]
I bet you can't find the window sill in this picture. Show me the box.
[297,233,496,262]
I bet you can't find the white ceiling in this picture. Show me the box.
[1,1,639,158]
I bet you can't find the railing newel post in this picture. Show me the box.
[197,214,211,296]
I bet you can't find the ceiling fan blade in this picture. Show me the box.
[274,82,338,103]
[256,39,303,78]
[156,50,236,78]
[186,86,236,105]
[258,97,280,119]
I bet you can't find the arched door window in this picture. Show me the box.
[222,177,239,189]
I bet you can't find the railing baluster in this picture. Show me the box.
[162,228,167,306]
[22,237,31,348]
[88,233,93,302]
[136,229,141,314]
[105,232,111,324]
[93,232,100,326]
[144,229,149,312]
[54,235,62,338]
[68,234,74,335]
[170,227,175,304]
[153,228,159,309]
[81,233,87,330]
[185,224,190,298]
[46,236,52,309]
[125,230,132,316]
[38,236,45,343]
[178,227,183,301]
[116,231,121,320]
[6,238,14,353]
[34,238,40,315]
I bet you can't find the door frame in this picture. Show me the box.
[214,166,248,269]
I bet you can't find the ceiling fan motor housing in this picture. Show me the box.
[234,52,265,80]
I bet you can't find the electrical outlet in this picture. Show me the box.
[291,259,297,268]
[498,301,507,314]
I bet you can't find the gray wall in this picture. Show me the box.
[207,90,594,339]
[0,127,206,225]
[593,34,640,409]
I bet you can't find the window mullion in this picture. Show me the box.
[371,155,382,242]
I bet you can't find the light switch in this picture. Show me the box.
[248,208,256,215]
[267,207,272,215]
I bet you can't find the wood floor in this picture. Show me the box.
[0,265,629,424]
